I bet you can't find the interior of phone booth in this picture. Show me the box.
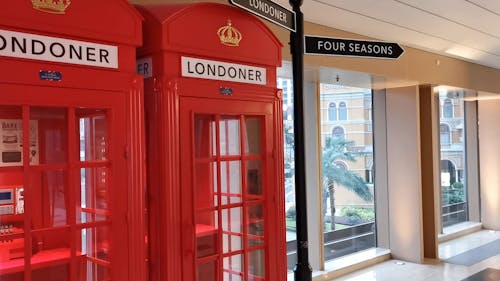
[0,105,112,281]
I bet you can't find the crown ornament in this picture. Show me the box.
[32,0,71,14]
[217,19,242,47]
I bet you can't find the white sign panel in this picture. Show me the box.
[441,172,450,187]
[0,119,39,167]
[181,56,266,85]
[137,57,153,78]
[0,29,118,69]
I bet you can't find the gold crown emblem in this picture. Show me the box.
[217,20,242,47]
[32,0,71,14]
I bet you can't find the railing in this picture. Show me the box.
[286,221,375,270]
[442,201,467,227]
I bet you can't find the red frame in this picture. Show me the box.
[0,1,146,281]
[138,3,285,281]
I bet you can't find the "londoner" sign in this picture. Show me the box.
[305,35,404,59]
[229,0,296,32]
[0,29,118,68]
[181,56,266,85]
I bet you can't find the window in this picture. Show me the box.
[338,102,347,120]
[320,84,375,262]
[443,98,453,118]
[440,123,451,145]
[328,103,337,121]
[438,89,468,229]
[331,126,345,139]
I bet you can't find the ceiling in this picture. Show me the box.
[273,0,500,70]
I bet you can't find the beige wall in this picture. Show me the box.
[478,100,500,230]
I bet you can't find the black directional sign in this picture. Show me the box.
[229,0,296,32]
[304,35,404,59]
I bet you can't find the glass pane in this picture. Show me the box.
[222,208,242,254]
[195,161,216,209]
[194,114,215,158]
[247,161,262,197]
[319,83,375,261]
[197,260,217,281]
[78,261,111,281]
[196,210,218,258]
[0,105,38,167]
[247,204,264,246]
[31,107,67,165]
[223,255,243,281]
[32,264,70,281]
[219,117,240,156]
[244,117,262,155]
[30,170,67,229]
[77,168,109,224]
[248,249,265,279]
[0,272,23,281]
[31,228,71,264]
[80,225,111,263]
[77,109,108,162]
[438,89,468,230]
[220,161,241,205]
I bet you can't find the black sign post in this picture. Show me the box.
[305,35,404,59]
[289,1,312,281]
[229,0,296,32]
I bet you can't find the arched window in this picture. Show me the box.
[332,126,345,139]
[339,101,347,120]
[328,102,337,121]
[440,123,450,145]
[443,98,453,118]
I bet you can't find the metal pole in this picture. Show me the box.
[289,1,312,280]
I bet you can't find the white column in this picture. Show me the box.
[304,81,322,270]
[478,100,500,229]
[386,86,424,263]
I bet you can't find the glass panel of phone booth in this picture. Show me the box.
[31,228,71,281]
[192,113,267,281]
[0,106,25,281]
[30,107,67,165]
[76,109,112,281]
[29,169,68,229]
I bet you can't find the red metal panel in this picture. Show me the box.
[0,0,142,47]
[137,3,282,67]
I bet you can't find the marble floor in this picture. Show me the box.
[331,229,500,281]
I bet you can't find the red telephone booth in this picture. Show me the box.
[137,3,286,281]
[0,1,146,281]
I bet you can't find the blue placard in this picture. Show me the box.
[39,70,62,81]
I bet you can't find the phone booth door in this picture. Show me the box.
[0,85,128,281]
[180,97,275,281]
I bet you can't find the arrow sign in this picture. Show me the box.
[229,0,296,32]
[305,35,404,59]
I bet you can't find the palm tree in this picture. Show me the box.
[322,137,373,230]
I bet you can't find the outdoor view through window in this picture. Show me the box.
[279,76,376,269]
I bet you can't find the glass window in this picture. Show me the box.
[338,102,347,120]
[320,84,375,261]
[328,103,337,121]
[440,124,451,145]
[438,89,468,229]
[331,126,345,139]
[443,98,453,118]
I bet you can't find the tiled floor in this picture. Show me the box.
[331,229,500,281]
